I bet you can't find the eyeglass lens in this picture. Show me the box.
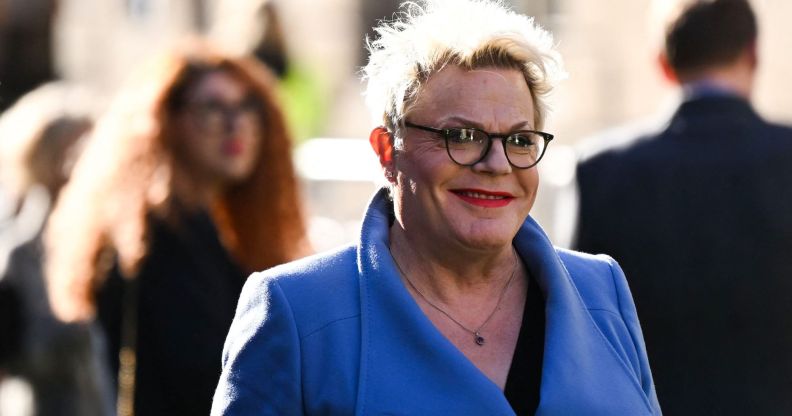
[187,96,261,130]
[445,128,546,168]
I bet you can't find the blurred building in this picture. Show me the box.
[54,0,267,93]
[44,0,792,248]
[0,0,58,111]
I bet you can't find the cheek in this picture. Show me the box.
[397,162,441,202]
[522,169,539,192]
[175,116,209,147]
[241,124,262,164]
[248,122,262,148]
[174,130,216,170]
[401,146,454,182]
[519,169,540,209]
[393,155,435,207]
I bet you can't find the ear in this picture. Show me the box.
[369,126,397,183]
[745,40,758,70]
[657,52,679,85]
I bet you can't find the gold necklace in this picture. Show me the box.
[392,253,517,346]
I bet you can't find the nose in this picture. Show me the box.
[472,137,512,175]
[222,109,246,133]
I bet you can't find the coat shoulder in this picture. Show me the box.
[245,244,361,339]
[555,248,624,313]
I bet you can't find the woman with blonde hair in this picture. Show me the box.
[213,0,661,414]
[46,43,308,415]
[0,82,103,416]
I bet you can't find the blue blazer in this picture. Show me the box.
[212,189,661,415]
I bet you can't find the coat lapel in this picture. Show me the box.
[355,189,514,415]
[514,217,655,415]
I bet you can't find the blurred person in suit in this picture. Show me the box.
[45,42,309,416]
[574,0,792,413]
[0,82,109,416]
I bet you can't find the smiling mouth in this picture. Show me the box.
[451,189,515,207]
[222,139,245,156]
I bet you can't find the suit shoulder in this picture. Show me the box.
[763,120,792,140]
[576,115,670,166]
[245,244,360,337]
[579,132,664,169]
[556,248,622,312]
[746,120,792,165]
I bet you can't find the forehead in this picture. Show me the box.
[408,65,535,127]
[189,70,249,101]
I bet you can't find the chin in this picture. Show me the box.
[221,163,256,182]
[454,226,517,251]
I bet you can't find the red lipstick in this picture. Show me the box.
[451,189,515,208]
[222,139,245,156]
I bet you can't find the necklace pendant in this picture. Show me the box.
[474,332,485,346]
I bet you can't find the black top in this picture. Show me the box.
[97,210,246,416]
[0,281,23,368]
[504,272,545,415]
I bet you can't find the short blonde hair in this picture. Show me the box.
[362,0,565,135]
[0,82,94,201]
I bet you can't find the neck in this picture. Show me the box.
[389,222,518,300]
[171,164,222,209]
[679,59,755,100]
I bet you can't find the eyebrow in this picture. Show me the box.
[441,116,533,131]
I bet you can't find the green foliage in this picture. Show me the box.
[277,64,328,146]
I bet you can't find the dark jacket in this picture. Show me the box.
[575,95,792,415]
[0,187,113,416]
[97,211,246,416]
[0,280,22,369]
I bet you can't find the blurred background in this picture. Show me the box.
[1,0,791,251]
[0,0,790,412]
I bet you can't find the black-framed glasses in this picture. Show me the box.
[404,121,553,169]
[183,95,262,130]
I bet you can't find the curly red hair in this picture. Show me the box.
[46,42,309,322]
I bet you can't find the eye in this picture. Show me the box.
[446,128,481,144]
[507,133,539,148]
[240,95,262,112]
[190,100,225,116]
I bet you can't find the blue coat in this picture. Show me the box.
[212,189,661,415]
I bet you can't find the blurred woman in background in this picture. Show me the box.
[0,82,106,416]
[45,43,309,416]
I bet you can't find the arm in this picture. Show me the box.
[212,273,303,416]
[606,257,662,414]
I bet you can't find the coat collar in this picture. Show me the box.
[670,95,760,134]
[355,188,655,414]
[512,214,655,414]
